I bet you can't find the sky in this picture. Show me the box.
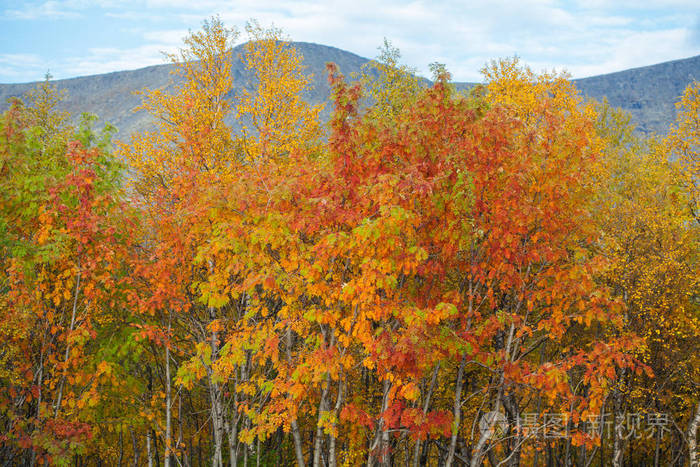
[1,0,699,84]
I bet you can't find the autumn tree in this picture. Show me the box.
[0,82,135,465]
[231,56,643,466]
[3,20,697,467]
[122,16,323,466]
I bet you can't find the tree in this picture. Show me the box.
[0,82,135,465]
[122,17,323,466]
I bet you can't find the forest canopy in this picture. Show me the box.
[0,17,698,467]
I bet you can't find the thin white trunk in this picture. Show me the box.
[209,368,224,467]
[446,355,467,466]
[328,372,344,467]
[413,363,440,467]
[612,400,623,467]
[290,420,305,467]
[225,410,238,467]
[30,345,46,467]
[207,260,224,467]
[286,329,306,467]
[164,312,172,467]
[328,430,337,467]
[470,399,502,467]
[256,437,261,467]
[471,323,515,467]
[129,427,140,467]
[688,401,700,467]
[55,267,81,417]
[367,379,392,467]
[312,374,330,467]
[147,431,154,467]
[380,379,392,467]
[178,393,186,467]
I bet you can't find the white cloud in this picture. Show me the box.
[0,53,47,82]
[58,43,179,78]
[4,0,82,19]
[1,0,699,82]
[4,0,124,19]
[565,28,694,78]
[691,14,700,46]
[141,29,190,45]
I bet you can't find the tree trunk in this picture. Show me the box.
[118,428,124,467]
[368,378,392,467]
[312,373,330,467]
[471,322,515,467]
[208,304,224,467]
[147,430,154,467]
[653,422,661,467]
[256,437,261,467]
[611,374,628,467]
[129,427,140,467]
[328,372,344,467]
[380,380,392,467]
[286,328,306,467]
[164,313,172,467]
[502,393,521,467]
[209,376,224,467]
[54,267,81,417]
[204,259,225,466]
[413,363,440,467]
[687,401,700,467]
[612,411,624,467]
[178,393,187,467]
[291,420,305,467]
[446,355,467,466]
[471,402,499,467]
[225,408,238,467]
[30,344,46,467]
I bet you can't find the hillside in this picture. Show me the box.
[0,42,370,140]
[1,42,698,138]
[573,55,699,134]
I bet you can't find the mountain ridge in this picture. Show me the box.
[1,42,698,137]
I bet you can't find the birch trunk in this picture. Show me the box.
[471,322,515,467]
[413,363,440,467]
[380,379,392,467]
[54,267,81,417]
[312,374,330,467]
[206,259,225,467]
[225,408,238,467]
[129,427,140,467]
[328,372,344,467]
[147,431,154,467]
[164,313,172,467]
[688,401,700,467]
[367,379,392,467]
[446,355,467,466]
[286,328,306,467]
[290,420,305,467]
[209,365,224,467]
[612,406,623,467]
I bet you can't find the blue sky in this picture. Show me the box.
[1,0,699,83]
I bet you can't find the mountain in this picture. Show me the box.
[1,42,698,138]
[0,42,370,140]
[451,55,700,135]
[572,56,699,134]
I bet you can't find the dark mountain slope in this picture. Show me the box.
[573,55,700,134]
[0,42,370,139]
[1,42,697,138]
